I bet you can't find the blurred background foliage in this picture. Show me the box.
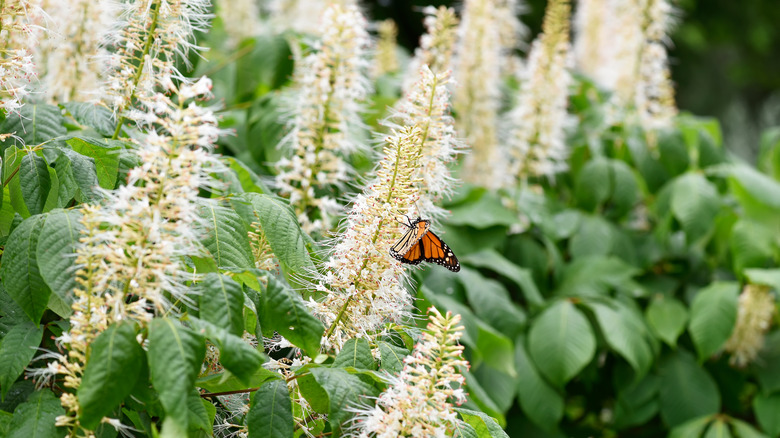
[368,0,780,161]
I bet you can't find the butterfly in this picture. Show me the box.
[390,216,460,272]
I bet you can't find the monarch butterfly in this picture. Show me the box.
[390,216,460,272]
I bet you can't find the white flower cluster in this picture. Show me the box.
[349,308,469,438]
[506,0,572,182]
[0,0,44,115]
[266,0,355,35]
[725,284,776,367]
[275,4,371,235]
[216,0,262,48]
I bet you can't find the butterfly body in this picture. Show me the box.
[390,216,460,272]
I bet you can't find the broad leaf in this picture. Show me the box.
[197,202,255,270]
[0,321,43,399]
[78,322,144,429]
[528,300,595,387]
[645,295,688,347]
[460,250,543,308]
[198,273,244,337]
[688,282,739,361]
[515,336,564,431]
[753,392,780,437]
[455,408,510,438]
[377,341,409,375]
[1,215,51,324]
[190,318,265,385]
[19,153,51,216]
[62,102,115,137]
[66,137,121,189]
[668,416,711,438]
[7,390,65,438]
[587,301,653,379]
[37,209,83,303]
[148,318,206,432]
[658,349,720,427]
[260,276,323,355]
[0,105,66,147]
[332,338,376,370]
[247,380,294,438]
[670,173,720,243]
[310,367,379,435]
[460,268,525,339]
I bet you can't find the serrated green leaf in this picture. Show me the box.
[0,321,43,399]
[224,157,269,194]
[310,367,379,435]
[78,322,144,429]
[53,152,78,206]
[460,250,543,308]
[730,221,775,273]
[658,349,720,427]
[148,318,205,432]
[646,295,688,347]
[187,388,211,435]
[7,390,65,438]
[453,420,479,438]
[62,102,115,137]
[232,193,315,275]
[190,317,264,385]
[0,215,51,324]
[197,202,255,270]
[36,209,83,304]
[0,105,66,147]
[0,410,12,436]
[196,367,281,394]
[60,149,102,202]
[66,137,121,189]
[19,153,50,216]
[456,408,509,438]
[332,338,376,370]
[671,173,720,242]
[247,380,294,438]
[377,341,409,375]
[754,392,780,437]
[198,273,244,337]
[515,337,563,431]
[528,300,595,387]
[260,276,323,355]
[688,282,739,361]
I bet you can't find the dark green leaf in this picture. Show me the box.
[198,273,244,337]
[460,250,543,308]
[332,338,376,370]
[703,418,733,438]
[671,173,721,242]
[310,367,379,435]
[646,295,688,347]
[668,416,711,438]
[587,301,653,379]
[688,282,739,361]
[196,367,281,394]
[658,349,720,427]
[455,408,509,438]
[148,318,205,432]
[19,154,50,216]
[574,157,611,211]
[460,268,525,339]
[190,318,264,385]
[377,341,409,375]
[78,322,144,429]
[0,321,43,399]
[247,380,294,438]
[197,203,255,270]
[528,300,595,387]
[260,276,323,355]
[60,149,102,202]
[37,209,83,303]
[754,392,780,437]
[0,105,66,147]
[569,215,616,259]
[7,390,65,438]
[62,102,115,137]
[515,337,563,431]
[556,256,640,297]
[753,331,780,394]
[187,388,211,435]
[731,418,769,438]
[65,137,121,190]
[0,215,51,323]
[448,192,517,228]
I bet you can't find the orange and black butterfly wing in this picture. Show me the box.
[419,231,460,272]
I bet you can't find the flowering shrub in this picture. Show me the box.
[0,1,778,438]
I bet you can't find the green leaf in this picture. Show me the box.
[1,215,51,324]
[448,191,517,229]
[574,157,611,211]
[668,416,712,438]
[475,320,516,379]
[0,105,66,147]
[556,256,640,297]
[704,418,733,438]
[190,318,264,385]
[232,193,315,275]
[608,160,640,218]
[587,301,653,379]
[7,390,65,438]
[658,349,720,427]
[19,153,51,216]
[753,331,780,394]
[197,202,255,270]
[730,221,776,273]
[260,276,323,355]
[78,322,144,429]
[460,250,543,308]
[310,367,379,435]
[224,157,269,194]
[0,411,12,436]
[453,420,479,438]
[60,149,102,202]
[670,173,720,242]
[62,102,115,137]
[731,418,770,438]
[614,373,659,429]
[745,269,780,293]
[36,209,83,303]
[247,380,294,438]
[196,367,281,394]
[753,392,780,437]
[645,295,688,347]
[460,268,525,339]
[528,300,596,387]
[0,321,43,399]
[332,338,376,370]
[198,273,244,337]
[688,282,739,361]
[569,215,616,259]
[455,408,510,438]
[515,337,564,431]
[187,388,211,435]
[65,137,121,189]
[148,318,205,432]
[377,341,409,375]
